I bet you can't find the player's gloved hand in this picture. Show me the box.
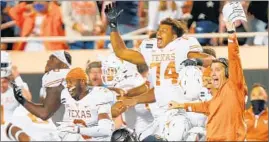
[181,58,203,67]
[11,82,26,105]
[104,2,124,32]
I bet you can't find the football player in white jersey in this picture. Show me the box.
[13,51,71,123]
[174,61,212,141]
[11,51,72,141]
[56,67,114,141]
[101,53,157,141]
[1,51,33,141]
[104,3,214,141]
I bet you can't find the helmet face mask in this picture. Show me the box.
[101,66,118,87]
[101,54,123,87]
[110,128,139,142]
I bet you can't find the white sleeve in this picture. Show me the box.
[42,70,66,88]
[188,37,203,52]
[97,103,111,114]
[39,87,46,98]
[79,119,114,137]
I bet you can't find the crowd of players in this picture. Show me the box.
[1,2,268,142]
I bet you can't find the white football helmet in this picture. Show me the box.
[178,66,203,101]
[101,53,125,87]
[1,51,12,78]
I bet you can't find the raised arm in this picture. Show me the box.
[226,22,246,90]
[105,3,146,65]
[13,83,63,121]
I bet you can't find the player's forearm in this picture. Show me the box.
[23,102,52,120]
[187,52,214,67]
[79,119,113,137]
[111,102,127,118]
[134,88,156,104]
[110,31,128,57]
[126,83,149,97]
[110,32,146,65]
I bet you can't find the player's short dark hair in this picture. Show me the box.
[160,18,187,38]
[86,61,102,74]
[137,64,149,74]
[203,47,216,58]
[64,51,72,65]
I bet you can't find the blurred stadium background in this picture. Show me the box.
[1,1,268,107]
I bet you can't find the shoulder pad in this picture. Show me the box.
[42,69,69,88]
[139,38,157,50]
[93,87,114,103]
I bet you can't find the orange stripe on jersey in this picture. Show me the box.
[73,119,92,140]
[44,78,63,87]
[190,45,201,49]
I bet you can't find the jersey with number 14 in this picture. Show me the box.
[139,36,202,108]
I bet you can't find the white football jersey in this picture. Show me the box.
[40,69,69,98]
[1,86,20,141]
[104,55,155,137]
[139,36,203,108]
[1,87,20,125]
[11,106,59,141]
[60,87,114,141]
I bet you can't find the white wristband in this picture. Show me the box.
[8,125,16,141]
[15,76,24,87]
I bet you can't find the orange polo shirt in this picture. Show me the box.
[184,34,247,141]
[245,107,268,141]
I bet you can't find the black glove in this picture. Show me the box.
[11,82,26,105]
[180,58,203,67]
[104,2,123,32]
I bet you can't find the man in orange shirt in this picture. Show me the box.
[245,83,268,141]
[8,1,67,51]
[169,21,247,141]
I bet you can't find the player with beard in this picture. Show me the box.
[56,68,114,141]
[85,61,103,86]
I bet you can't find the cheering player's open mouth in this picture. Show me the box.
[212,77,219,88]
[157,36,162,47]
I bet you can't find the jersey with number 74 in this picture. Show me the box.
[139,36,202,107]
